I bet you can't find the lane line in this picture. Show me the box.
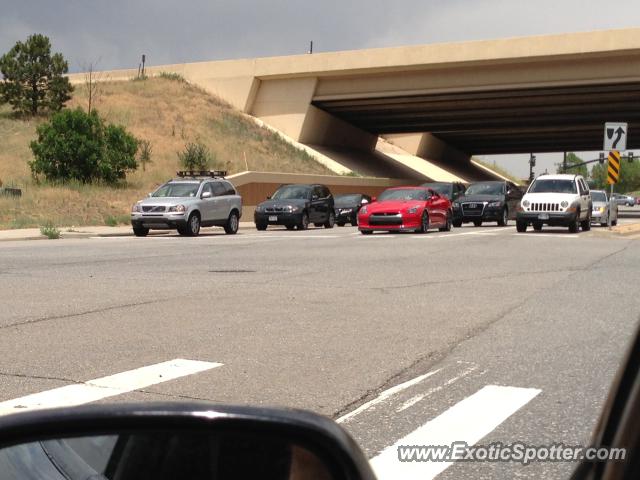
[336,369,442,424]
[511,233,579,238]
[370,385,541,480]
[0,358,222,416]
[396,363,479,413]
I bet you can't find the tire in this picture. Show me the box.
[568,211,580,233]
[516,220,527,233]
[497,208,508,226]
[336,222,345,227]
[177,225,189,236]
[360,229,373,235]
[453,220,463,228]
[439,212,452,232]
[351,218,358,227]
[285,224,295,230]
[581,211,591,231]
[224,211,239,234]
[314,223,323,228]
[186,212,201,236]
[256,223,267,231]
[533,222,543,231]
[298,212,309,230]
[473,220,483,227]
[133,226,149,237]
[324,211,335,228]
[601,222,607,228]
[417,211,429,233]
[612,220,618,226]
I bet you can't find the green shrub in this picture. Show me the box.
[29,108,138,184]
[158,71,186,82]
[178,141,213,170]
[104,214,129,226]
[40,222,60,239]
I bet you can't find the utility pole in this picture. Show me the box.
[308,41,313,54]
[529,154,536,183]
[562,152,567,173]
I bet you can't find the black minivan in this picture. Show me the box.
[254,184,335,230]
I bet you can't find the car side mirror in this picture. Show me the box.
[267,195,271,200]
[201,191,212,199]
[0,404,376,480]
[312,195,319,201]
[147,193,152,198]
[361,199,369,205]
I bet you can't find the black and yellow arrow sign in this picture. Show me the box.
[608,150,621,185]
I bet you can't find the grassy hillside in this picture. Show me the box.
[0,76,332,229]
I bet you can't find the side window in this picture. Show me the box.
[211,182,226,197]
[221,181,236,196]
[577,180,586,196]
[322,187,331,198]
[312,187,323,199]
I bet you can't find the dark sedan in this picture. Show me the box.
[452,180,523,227]
[420,182,467,201]
[334,193,371,226]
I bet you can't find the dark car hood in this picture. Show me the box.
[257,198,309,208]
[457,194,503,203]
[334,200,360,208]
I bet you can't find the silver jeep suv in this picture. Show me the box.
[131,171,242,237]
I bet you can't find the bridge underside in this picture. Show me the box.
[313,82,640,155]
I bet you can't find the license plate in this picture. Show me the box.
[268,215,278,222]
[538,213,549,220]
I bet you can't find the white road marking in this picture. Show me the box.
[396,363,480,413]
[0,359,222,416]
[336,369,442,424]
[512,233,579,238]
[371,385,541,480]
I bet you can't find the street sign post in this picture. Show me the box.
[607,150,621,229]
[604,122,628,151]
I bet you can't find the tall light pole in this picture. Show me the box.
[529,154,536,183]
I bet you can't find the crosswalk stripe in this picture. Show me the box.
[370,385,541,480]
[0,359,222,416]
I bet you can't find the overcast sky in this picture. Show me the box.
[2,0,639,177]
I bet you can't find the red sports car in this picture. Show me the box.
[357,186,452,234]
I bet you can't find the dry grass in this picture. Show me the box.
[0,76,332,229]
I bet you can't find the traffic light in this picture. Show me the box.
[599,152,605,164]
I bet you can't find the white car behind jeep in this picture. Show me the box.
[516,174,592,233]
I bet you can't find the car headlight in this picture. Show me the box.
[599,206,605,212]
[407,206,420,214]
[168,204,186,213]
[285,205,300,213]
[561,201,569,208]
[488,201,502,208]
[131,204,141,213]
[522,200,530,208]
[360,206,368,215]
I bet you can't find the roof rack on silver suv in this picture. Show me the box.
[176,170,227,179]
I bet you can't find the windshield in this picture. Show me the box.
[465,183,504,196]
[529,179,577,194]
[152,182,200,198]
[378,189,427,201]
[335,194,362,204]
[271,185,311,200]
[590,191,607,202]
[423,183,453,197]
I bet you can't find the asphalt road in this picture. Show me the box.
[0,221,639,479]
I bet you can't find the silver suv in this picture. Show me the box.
[131,171,242,237]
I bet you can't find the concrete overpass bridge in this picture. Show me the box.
[79,28,640,182]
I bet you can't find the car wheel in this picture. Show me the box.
[360,229,373,235]
[177,225,189,236]
[256,223,267,231]
[439,212,452,232]
[351,218,358,227]
[187,212,201,236]
[453,220,463,228]
[285,224,295,230]
[336,222,345,227]
[324,211,335,228]
[533,222,543,231]
[314,223,323,228]
[473,220,483,227]
[298,212,309,230]
[612,220,618,226]
[581,211,591,231]
[133,226,149,237]
[417,211,429,233]
[516,220,527,233]
[497,208,508,226]
[568,211,580,233]
[224,211,239,235]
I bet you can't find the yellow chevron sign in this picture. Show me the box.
[608,150,621,185]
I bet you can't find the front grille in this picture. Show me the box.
[461,202,485,216]
[142,206,166,213]
[369,214,402,225]
[530,203,560,212]
[265,206,289,213]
